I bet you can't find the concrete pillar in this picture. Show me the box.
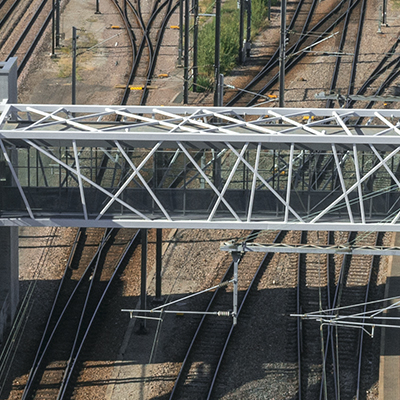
[0,57,18,103]
[0,58,19,342]
[0,227,19,342]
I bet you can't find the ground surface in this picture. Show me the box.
[5,0,400,398]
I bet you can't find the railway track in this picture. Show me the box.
[329,231,383,400]
[325,0,366,108]
[168,230,286,399]
[294,231,384,399]
[21,228,140,399]
[226,0,356,106]
[0,0,27,38]
[296,231,329,400]
[0,0,55,75]
[110,0,178,106]
[224,0,395,109]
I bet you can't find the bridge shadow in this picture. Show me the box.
[0,275,388,399]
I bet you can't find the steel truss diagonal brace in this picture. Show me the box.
[0,139,34,219]
[208,143,249,221]
[114,141,172,221]
[72,140,88,220]
[226,143,304,223]
[331,144,354,223]
[24,139,150,220]
[177,142,242,222]
[369,145,400,224]
[26,107,99,132]
[311,145,400,223]
[95,141,164,220]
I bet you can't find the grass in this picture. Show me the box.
[54,29,98,79]
[196,0,277,82]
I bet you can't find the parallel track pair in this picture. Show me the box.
[296,231,383,399]
[21,228,140,399]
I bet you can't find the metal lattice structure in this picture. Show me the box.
[1,104,400,231]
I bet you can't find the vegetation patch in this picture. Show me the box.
[197,0,277,85]
[54,29,98,79]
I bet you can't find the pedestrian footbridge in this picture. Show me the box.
[1,104,400,232]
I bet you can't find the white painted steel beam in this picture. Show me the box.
[220,242,400,256]
[2,105,400,230]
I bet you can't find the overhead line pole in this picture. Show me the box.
[51,0,56,57]
[246,0,251,57]
[178,0,183,65]
[72,27,77,105]
[279,0,286,107]
[55,0,60,47]
[183,0,189,103]
[193,0,199,92]
[239,0,245,64]
[138,229,148,334]
[213,0,221,106]
[155,229,163,301]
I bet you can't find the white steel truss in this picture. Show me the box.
[2,104,400,230]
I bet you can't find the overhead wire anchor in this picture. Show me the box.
[122,279,235,319]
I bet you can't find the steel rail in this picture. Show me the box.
[326,231,339,400]
[117,0,172,106]
[317,231,380,399]
[167,243,242,399]
[7,0,48,59]
[21,228,114,399]
[96,0,136,176]
[311,0,365,206]
[168,231,256,399]
[226,0,320,106]
[355,232,383,399]
[296,230,308,400]
[325,0,359,108]
[332,232,374,399]
[0,0,52,76]
[361,57,400,108]
[0,227,60,397]
[206,230,286,399]
[0,0,23,32]
[169,230,285,399]
[347,37,400,108]
[0,0,12,9]
[345,0,366,106]
[319,231,355,400]
[245,0,362,107]
[16,6,52,75]
[123,0,176,105]
[124,0,154,101]
[139,0,179,105]
[56,229,110,400]
[57,229,141,399]
[110,0,137,106]
[350,54,400,126]
[317,232,342,400]
[21,228,83,398]
[226,0,351,106]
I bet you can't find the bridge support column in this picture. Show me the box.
[0,58,17,103]
[155,228,163,302]
[0,227,19,343]
[137,229,148,334]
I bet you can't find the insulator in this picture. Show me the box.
[217,311,231,317]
